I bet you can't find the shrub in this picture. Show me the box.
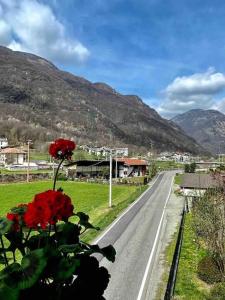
[197,256,223,284]
[207,282,225,299]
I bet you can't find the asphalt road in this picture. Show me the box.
[94,171,175,300]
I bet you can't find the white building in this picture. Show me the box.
[86,146,128,157]
[0,137,8,149]
[0,147,26,166]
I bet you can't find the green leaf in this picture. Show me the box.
[0,218,12,235]
[0,254,7,265]
[86,244,116,262]
[55,222,80,245]
[19,249,46,289]
[0,249,47,290]
[58,244,83,254]
[5,232,24,255]
[10,206,27,215]
[76,212,100,231]
[54,257,79,281]
[0,281,19,300]
[0,263,21,281]
[26,232,54,250]
[76,212,89,223]
[101,245,116,263]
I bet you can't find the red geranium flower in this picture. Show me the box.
[49,139,76,160]
[7,213,20,231]
[6,204,28,231]
[24,190,74,229]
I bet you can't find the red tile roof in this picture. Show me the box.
[116,158,148,166]
[0,147,26,154]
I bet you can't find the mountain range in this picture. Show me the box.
[172,109,225,154]
[0,46,207,154]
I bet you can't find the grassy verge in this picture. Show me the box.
[174,214,209,300]
[155,229,179,299]
[174,173,183,185]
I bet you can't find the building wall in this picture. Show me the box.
[0,139,8,149]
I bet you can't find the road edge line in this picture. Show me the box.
[136,176,174,300]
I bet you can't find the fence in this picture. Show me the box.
[164,207,186,299]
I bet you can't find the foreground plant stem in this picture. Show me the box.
[53,158,65,191]
[24,228,32,244]
[0,236,8,266]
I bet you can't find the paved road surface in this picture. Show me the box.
[94,171,175,300]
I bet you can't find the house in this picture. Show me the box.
[116,158,148,178]
[0,137,8,149]
[67,157,147,179]
[67,160,110,178]
[180,173,219,198]
[0,147,27,165]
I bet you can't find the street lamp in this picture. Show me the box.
[109,150,112,208]
[26,139,32,183]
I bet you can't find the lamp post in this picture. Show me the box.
[26,139,32,183]
[115,150,118,181]
[109,150,112,208]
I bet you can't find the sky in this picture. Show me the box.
[1,0,225,118]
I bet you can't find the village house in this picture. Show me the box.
[180,173,220,199]
[67,157,147,179]
[157,152,192,163]
[0,147,27,166]
[67,160,110,178]
[116,158,147,178]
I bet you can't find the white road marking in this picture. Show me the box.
[136,176,174,300]
[93,173,161,245]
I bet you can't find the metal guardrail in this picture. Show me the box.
[164,207,186,299]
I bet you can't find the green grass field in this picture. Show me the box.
[0,181,147,242]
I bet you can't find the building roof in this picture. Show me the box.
[116,158,148,166]
[180,173,219,189]
[71,160,109,167]
[0,147,26,154]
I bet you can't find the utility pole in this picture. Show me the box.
[26,140,32,183]
[115,150,118,181]
[109,150,112,208]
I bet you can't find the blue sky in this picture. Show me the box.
[1,0,225,117]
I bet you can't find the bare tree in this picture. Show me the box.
[193,183,225,276]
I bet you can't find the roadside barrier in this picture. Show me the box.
[164,206,186,299]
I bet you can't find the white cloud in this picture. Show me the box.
[212,98,225,114]
[157,68,225,118]
[0,0,90,64]
[166,68,225,96]
[0,19,11,44]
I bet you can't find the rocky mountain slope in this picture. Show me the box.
[172,109,225,154]
[0,46,206,154]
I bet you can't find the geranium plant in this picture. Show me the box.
[0,139,116,300]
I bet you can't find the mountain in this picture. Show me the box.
[0,46,206,154]
[172,109,225,154]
